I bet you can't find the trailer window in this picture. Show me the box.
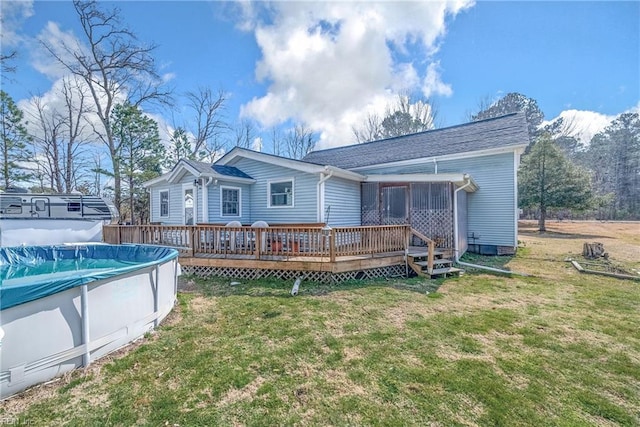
[34,200,47,212]
[1,196,22,214]
[67,202,81,212]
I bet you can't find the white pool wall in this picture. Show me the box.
[0,254,180,399]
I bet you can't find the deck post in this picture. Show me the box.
[190,226,196,257]
[329,228,336,263]
[255,228,261,260]
[427,240,435,275]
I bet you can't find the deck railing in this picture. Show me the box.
[103,224,409,260]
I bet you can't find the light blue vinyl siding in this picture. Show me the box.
[359,152,517,248]
[205,181,252,224]
[149,175,198,225]
[150,183,185,224]
[324,177,361,226]
[440,153,515,247]
[228,158,318,224]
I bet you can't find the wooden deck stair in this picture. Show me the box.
[406,248,463,279]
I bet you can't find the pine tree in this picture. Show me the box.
[519,134,592,231]
[111,102,164,224]
[0,91,32,189]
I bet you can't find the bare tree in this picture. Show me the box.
[40,0,171,211]
[352,113,383,144]
[269,126,283,156]
[352,94,437,143]
[185,87,227,160]
[29,76,93,193]
[0,51,17,75]
[30,96,66,192]
[284,124,316,160]
[232,118,257,149]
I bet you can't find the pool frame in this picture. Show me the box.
[0,245,180,399]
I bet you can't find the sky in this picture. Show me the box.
[1,0,639,154]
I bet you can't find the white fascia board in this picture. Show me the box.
[143,173,170,188]
[324,166,366,181]
[214,175,256,184]
[217,148,317,172]
[167,161,200,183]
[349,144,529,172]
[366,173,478,192]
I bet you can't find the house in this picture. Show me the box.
[143,112,529,258]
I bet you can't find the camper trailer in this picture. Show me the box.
[0,191,119,246]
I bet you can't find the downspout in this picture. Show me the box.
[201,177,213,223]
[453,174,472,262]
[317,168,334,223]
[453,175,529,276]
[432,158,438,174]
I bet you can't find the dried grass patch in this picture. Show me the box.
[216,376,266,407]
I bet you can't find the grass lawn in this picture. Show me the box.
[2,221,639,426]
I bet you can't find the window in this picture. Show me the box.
[269,180,293,207]
[160,190,169,217]
[0,196,22,214]
[221,187,241,216]
[67,202,81,212]
[34,200,47,212]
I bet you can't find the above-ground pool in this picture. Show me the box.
[0,244,180,399]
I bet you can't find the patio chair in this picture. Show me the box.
[223,220,242,251]
[251,220,269,251]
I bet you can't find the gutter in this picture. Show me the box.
[453,174,529,277]
[201,177,213,223]
[453,174,473,262]
[317,169,334,223]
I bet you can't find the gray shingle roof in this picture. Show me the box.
[211,165,253,179]
[302,113,530,170]
[183,159,253,179]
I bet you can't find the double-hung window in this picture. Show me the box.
[160,190,169,217]
[221,187,241,217]
[269,180,293,207]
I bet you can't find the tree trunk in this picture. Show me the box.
[583,242,607,259]
[538,206,546,232]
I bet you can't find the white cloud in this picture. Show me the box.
[32,21,87,80]
[422,61,453,98]
[543,110,615,144]
[239,1,473,148]
[0,0,34,47]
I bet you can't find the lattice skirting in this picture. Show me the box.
[181,264,407,284]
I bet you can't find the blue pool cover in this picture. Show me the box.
[0,244,179,310]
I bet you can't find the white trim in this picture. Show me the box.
[317,171,333,223]
[159,189,169,218]
[349,144,529,172]
[181,183,196,225]
[267,178,295,209]
[220,186,242,217]
[366,173,478,192]
[513,151,519,247]
[143,174,169,188]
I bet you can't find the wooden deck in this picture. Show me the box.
[103,224,453,282]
